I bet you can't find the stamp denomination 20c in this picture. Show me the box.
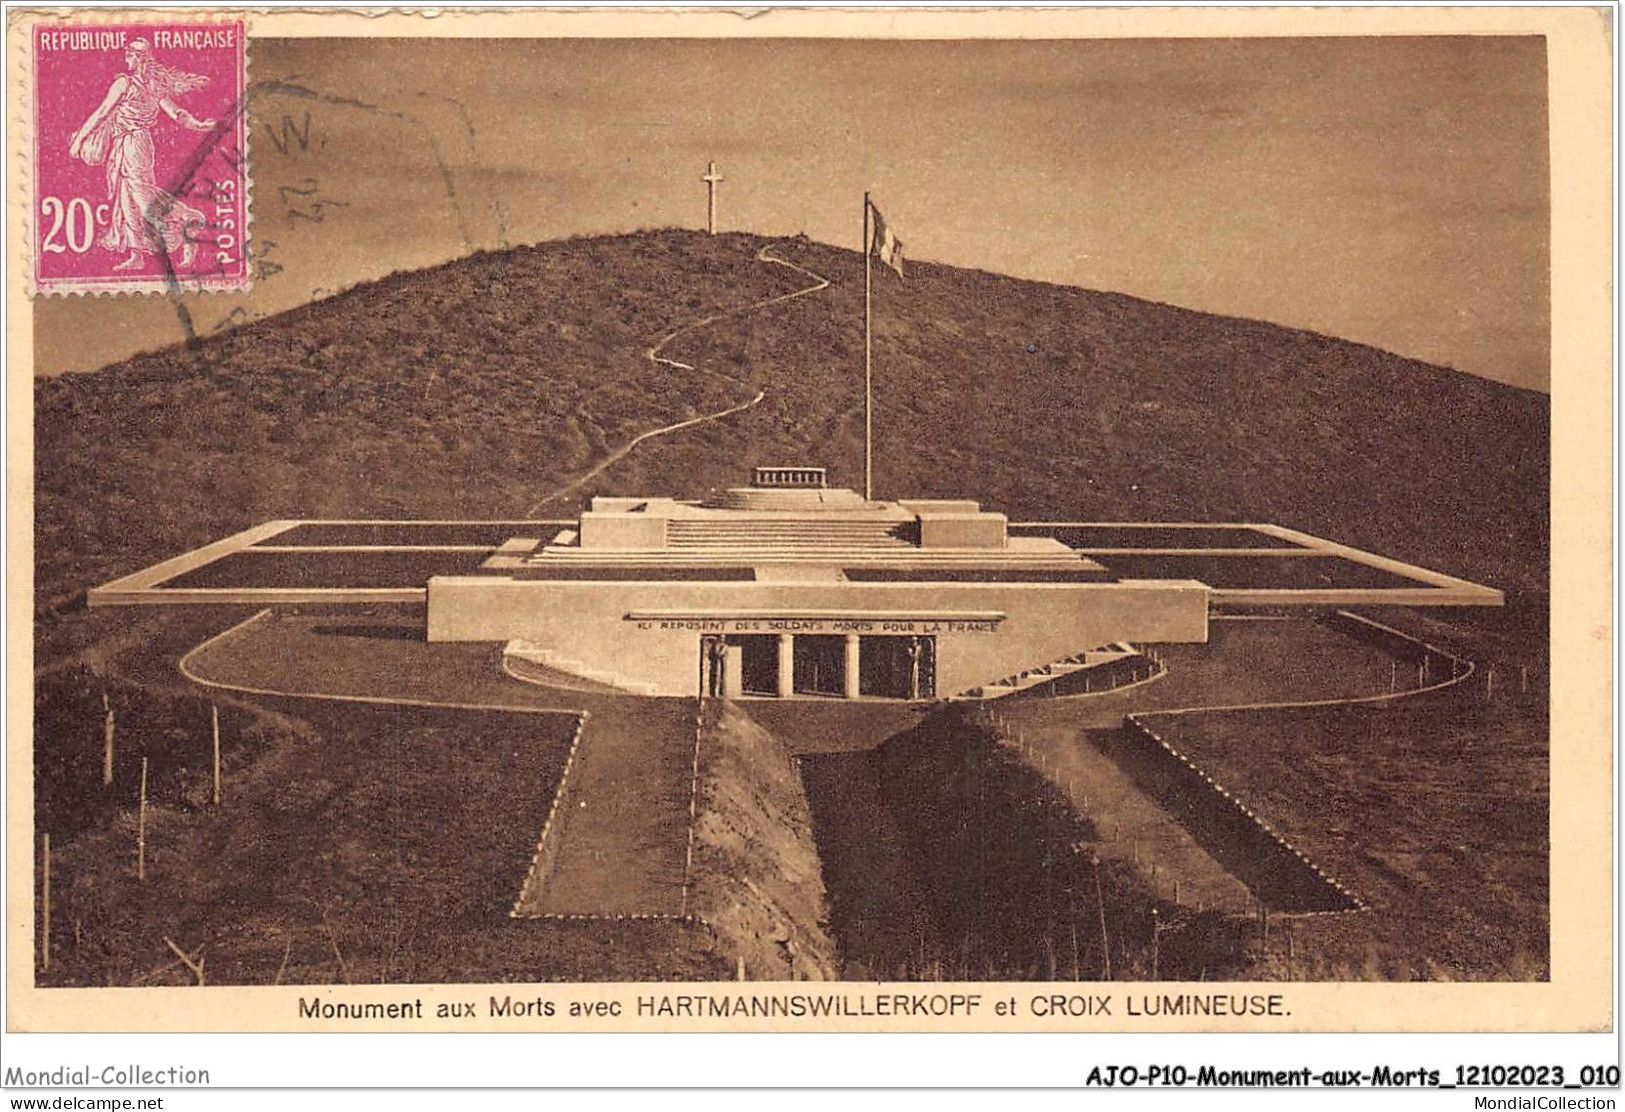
[31,21,249,295]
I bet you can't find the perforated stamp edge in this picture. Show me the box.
[16,9,253,298]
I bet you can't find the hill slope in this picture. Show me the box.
[35,229,1548,632]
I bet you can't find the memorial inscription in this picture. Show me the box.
[634,617,999,635]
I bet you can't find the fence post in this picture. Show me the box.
[138,757,148,883]
[211,705,221,807]
[1151,907,1160,980]
[1070,917,1080,981]
[1092,854,1111,981]
[40,833,50,973]
[102,694,115,788]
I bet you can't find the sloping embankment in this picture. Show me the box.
[876,708,1255,980]
[686,702,840,981]
[800,705,1255,981]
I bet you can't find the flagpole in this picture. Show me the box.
[863,191,873,502]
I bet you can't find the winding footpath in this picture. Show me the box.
[525,245,830,514]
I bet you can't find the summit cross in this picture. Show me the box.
[702,160,724,235]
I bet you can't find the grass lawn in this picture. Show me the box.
[1001,611,1548,980]
[260,522,569,547]
[159,549,492,589]
[1150,693,1547,980]
[37,698,655,985]
[1012,524,1308,550]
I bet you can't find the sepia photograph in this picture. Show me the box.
[5,6,1612,1044]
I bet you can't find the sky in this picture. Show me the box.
[34,35,1550,389]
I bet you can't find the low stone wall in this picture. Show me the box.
[1010,653,1163,700]
[685,702,841,980]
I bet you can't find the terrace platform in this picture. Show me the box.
[87,470,1501,701]
[89,516,1503,609]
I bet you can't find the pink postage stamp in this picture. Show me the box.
[30,20,249,295]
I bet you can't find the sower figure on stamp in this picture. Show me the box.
[68,39,216,272]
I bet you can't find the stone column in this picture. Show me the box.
[844,634,862,700]
[777,633,796,698]
[724,643,744,699]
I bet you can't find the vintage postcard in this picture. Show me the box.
[4,6,1613,1042]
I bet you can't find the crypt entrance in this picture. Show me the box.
[699,632,936,700]
[792,634,846,697]
[859,635,936,700]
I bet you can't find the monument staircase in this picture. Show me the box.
[523,476,1104,573]
[968,642,1159,700]
[665,518,914,549]
[703,487,874,511]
